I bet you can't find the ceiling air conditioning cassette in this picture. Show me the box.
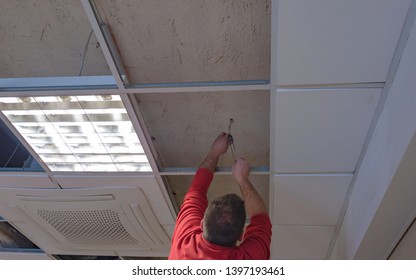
[0,187,171,257]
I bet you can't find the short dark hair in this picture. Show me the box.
[202,194,246,247]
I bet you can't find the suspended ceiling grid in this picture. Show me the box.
[0,0,271,259]
[0,0,414,259]
[270,0,412,259]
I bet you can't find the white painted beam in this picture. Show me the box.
[330,6,416,258]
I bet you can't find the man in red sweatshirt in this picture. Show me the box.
[168,132,271,259]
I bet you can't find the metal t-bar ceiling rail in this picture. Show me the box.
[0,78,270,96]
[80,0,128,89]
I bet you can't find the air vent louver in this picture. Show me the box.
[37,209,140,246]
[0,187,171,256]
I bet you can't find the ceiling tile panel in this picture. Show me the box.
[271,225,334,259]
[273,175,352,225]
[0,173,56,189]
[276,0,411,85]
[274,88,381,173]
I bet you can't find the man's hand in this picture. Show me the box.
[232,157,250,183]
[210,132,231,158]
[233,157,268,217]
[200,132,231,172]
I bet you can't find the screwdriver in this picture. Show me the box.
[228,118,236,162]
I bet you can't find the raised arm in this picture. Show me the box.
[199,132,231,172]
[232,158,267,217]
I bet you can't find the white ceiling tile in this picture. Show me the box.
[274,88,381,173]
[273,175,352,225]
[271,226,334,259]
[276,0,411,85]
[0,173,56,188]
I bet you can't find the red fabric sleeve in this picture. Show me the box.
[174,168,213,230]
[169,168,213,258]
[169,168,271,260]
[238,212,272,259]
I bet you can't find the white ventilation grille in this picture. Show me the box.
[0,187,171,256]
[37,209,140,246]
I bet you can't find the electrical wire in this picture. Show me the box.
[78,29,94,76]
[4,143,20,167]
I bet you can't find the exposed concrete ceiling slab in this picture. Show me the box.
[95,0,271,83]
[136,90,270,168]
[0,0,110,78]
